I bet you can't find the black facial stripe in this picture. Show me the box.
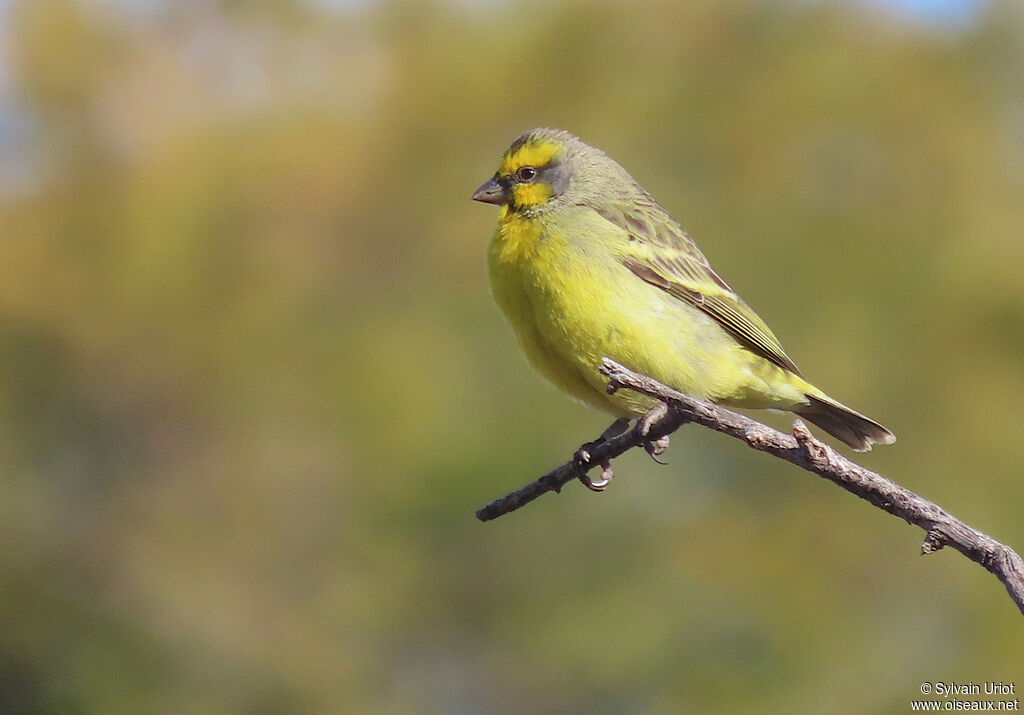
[498,154,567,213]
[502,159,563,184]
[496,175,521,211]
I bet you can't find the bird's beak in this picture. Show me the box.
[472,177,505,205]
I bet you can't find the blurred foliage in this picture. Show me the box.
[0,0,1022,711]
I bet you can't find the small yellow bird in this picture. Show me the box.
[474,128,894,463]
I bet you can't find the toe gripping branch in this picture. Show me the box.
[476,389,688,522]
[574,405,674,491]
[477,360,1024,619]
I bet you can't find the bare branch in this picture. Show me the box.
[476,358,1024,617]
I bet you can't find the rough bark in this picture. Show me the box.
[476,359,1024,617]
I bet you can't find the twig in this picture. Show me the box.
[476,358,1024,617]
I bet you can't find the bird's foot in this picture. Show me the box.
[573,418,628,492]
[644,435,671,464]
[574,443,614,491]
[637,402,671,464]
[581,460,614,491]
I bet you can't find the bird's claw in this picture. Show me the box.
[644,435,670,464]
[636,403,671,464]
[574,443,613,492]
[579,459,614,491]
[574,444,593,466]
[637,402,669,438]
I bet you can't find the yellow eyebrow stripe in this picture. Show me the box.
[500,140,562,175]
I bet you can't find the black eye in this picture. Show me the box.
[516,166,537,182]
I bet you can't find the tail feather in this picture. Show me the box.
[794,393,895,452]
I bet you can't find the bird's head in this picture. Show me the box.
[473,128,636,217]
[472,128,572,215]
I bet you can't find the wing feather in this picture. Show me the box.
[595,201,801,376]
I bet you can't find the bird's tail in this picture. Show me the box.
[794,393,896,452]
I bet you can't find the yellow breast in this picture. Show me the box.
[490,206,542,265]
[487,209,644,415]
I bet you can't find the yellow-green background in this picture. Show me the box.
[1,0,1022,712]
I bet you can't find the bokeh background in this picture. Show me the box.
[1,0,1022,711]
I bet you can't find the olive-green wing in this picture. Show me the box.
[595,201,801,376]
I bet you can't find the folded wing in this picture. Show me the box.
[596,200,801,376]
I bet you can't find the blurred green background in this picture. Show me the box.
[1,0,1022,712]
